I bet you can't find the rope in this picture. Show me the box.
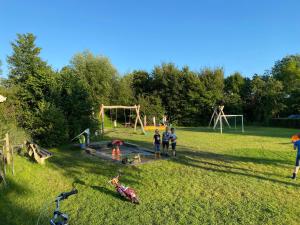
[124,108,127,124]
[129,108,132,123]
[110,108,113,127]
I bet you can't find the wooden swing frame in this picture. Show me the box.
[99,104,145,134]
[209,105,244,134]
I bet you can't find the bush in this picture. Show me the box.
[269,118,300,129]
[30,101,69,147]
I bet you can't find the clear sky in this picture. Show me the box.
[1,0,300,77]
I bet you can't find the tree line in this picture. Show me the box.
[0,33,299,146]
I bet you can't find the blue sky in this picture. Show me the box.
[1,0,300,77]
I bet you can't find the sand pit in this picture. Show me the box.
[85,141,167,164]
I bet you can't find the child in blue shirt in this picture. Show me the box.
[170,128,177,157]
[292,137,300,179]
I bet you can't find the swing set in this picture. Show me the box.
[99,104,146,134]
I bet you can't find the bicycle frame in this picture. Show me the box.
[50,189,78,225]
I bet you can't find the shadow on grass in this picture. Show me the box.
[105,137,299,188]
[173,154,300,188]
[0,178,40,225]
[178,126,297,139]
[90,185,128,202]
[47,145,142,188]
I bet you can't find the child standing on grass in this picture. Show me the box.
[170,128,177,156]
[292,134,300,179]
[162,127,171,156]
[153,129,161,158]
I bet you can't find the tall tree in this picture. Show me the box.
[56,67,95,138]
[224,72,245,114]
[70,51,118,106]
[250,75,285,122]
[272,55,300,92]
[272,55,300,115]
[199,67,224,112]
[131,70,152,97]
[111,74,135,105]
[7,33,67,146]
[151,63,183,123]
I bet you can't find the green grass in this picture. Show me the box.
[1,126,300,225]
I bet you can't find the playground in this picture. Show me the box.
[1,126,300,225]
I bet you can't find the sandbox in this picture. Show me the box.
[85,141,165,164]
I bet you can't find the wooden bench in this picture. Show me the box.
[25,141,53,164]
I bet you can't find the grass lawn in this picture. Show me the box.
[1,126,300,225]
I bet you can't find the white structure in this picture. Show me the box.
[72,128,90,145]
[0,95,7,103]
[209,105,244,134]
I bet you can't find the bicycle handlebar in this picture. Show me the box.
[57,189,78,201]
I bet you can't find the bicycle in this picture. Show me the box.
[40,189,78,225]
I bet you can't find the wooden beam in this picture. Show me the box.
[102,105,137,109]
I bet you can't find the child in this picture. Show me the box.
[162,127,171,156]
[170,128,177,156]
[153,129,161,158]
[79,134,86,149]
[292,134,300,179]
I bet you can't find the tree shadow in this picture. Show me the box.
[0,178,41,225]
[178,126,297,139]
[47,146,142,188]
[173,154,300,188]
[104,136,299,188]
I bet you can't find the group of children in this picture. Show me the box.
[153,127,177,158]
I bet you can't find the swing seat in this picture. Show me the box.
[124,122,132,128]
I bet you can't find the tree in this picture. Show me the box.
[272,55,300,115]
[151,63,183,123]
[70,51,118,106]
[131,70,152,97]
[0,59,2,76]
[111,74,135,105]
[272,55,300,93]
[7,33,67,146]
[250,75,285,122]
[224,72,245,114]
[199,67,225,121]
[56,67,95,138]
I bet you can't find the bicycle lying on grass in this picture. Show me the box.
[108,175,140,204]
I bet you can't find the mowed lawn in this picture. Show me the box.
[1,126,300,225]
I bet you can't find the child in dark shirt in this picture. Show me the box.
[153,129,161,158]
[162,127,171,156]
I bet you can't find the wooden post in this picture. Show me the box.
[208,106,218,127]
[100,104,105,135]
[144,115,147,127]
[153,117,156,126]
[219,106,230,128]
[220,115,223,134]
[137,105,145,134]
[5,133,11,165]
[11,146,14,175]
[2,146,6,175]
[134,105,138,132]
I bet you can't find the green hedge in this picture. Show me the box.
[269,118,300,129]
